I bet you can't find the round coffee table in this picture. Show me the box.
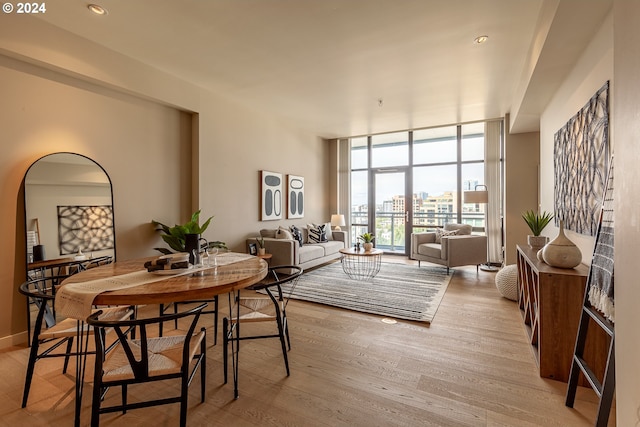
[339,247,383,281]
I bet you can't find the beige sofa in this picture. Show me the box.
[247,226,347,270]
[410,223,487,273]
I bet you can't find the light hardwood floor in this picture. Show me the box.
[0,259,614,426]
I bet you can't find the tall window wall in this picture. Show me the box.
[349,122,488,252]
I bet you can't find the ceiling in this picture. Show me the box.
[35,0,612,139]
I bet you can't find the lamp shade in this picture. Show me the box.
[463,185,488,204]
[330,214,346,230]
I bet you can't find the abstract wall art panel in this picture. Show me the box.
[287,175,304,219]
[57,205,114,255]
[554,81,610,236]
[261,170,282,221]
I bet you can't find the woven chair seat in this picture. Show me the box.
[39,306,131,340]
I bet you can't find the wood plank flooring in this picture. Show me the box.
[0,259,615,426]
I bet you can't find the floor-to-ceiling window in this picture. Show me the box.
[349,121,492,255]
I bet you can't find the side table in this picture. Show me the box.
[339,247,383,281]
[257,252,272,266]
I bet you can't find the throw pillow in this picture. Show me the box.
[307,223,328,243]
[435,228,458,243]
[276,226,293,240]
[290,225,303,247]
[324,222,333,241]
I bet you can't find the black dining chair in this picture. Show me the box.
[19,276,133,408]
[87,303,207,427]
[158,296,218,345]
[223,265,302,385]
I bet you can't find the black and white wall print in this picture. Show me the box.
[554,81,610,236]
[261,170,282,221]
[287,175,304,219]
[57,205,114,255]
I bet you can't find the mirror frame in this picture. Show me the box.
[23,152,116,273]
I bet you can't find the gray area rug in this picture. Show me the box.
[271,261,453,322]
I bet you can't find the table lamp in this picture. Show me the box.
[331,214,346,231]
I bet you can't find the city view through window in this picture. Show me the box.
[350,123,487,254]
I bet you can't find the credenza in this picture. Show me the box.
[516,244,609,385]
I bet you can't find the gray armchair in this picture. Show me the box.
[410,223,487,273]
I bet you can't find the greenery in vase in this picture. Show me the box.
[358,232,375,243]
[151,210,227,254]
[522,210,554,236]
[255,237,265,248]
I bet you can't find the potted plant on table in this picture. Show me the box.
[358,232,375,251]
[152,210,227,262]
[522,210,554,249]
[255,237,266,255]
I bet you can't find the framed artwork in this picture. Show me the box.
[248,242,257,256]
[287,175,304,219]
[554,81,609,236]
[261,170,282,221]
[57,205,115,255]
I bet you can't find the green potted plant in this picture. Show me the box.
[255,237,266,255]
[358,232,375,251]
[152,210,227,256]
[522,210,554,249]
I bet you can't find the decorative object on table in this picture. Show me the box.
[330,214,346,231]
[541,220,582,269]
[257,262,452,323]
[287,174,304,219]
[255,237,266,255]
[554,81,610,236]
[57,205,114,255]
[463,184,499,271]
[522,210,554,249]
[151,210,227,263]
[494,264,518,301]
[248,242,257,256]
[261,170,283,220]
[357,232,375,251]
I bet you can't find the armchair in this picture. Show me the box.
[410,223,487,273]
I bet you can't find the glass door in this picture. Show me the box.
[374,170,408,254]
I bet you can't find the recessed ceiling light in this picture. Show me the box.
[88,4,108,15]
[474,35,489,44]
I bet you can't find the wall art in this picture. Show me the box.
[287,174,304,219]
[554,81,609,236]
[261,170,282,221]
[57,205,114,255]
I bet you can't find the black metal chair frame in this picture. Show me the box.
[19,276,132,408]
[87,303,207,427]
[223,265,302,397]
[159,295,218,345]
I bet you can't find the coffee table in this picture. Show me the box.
[339,247,383,280]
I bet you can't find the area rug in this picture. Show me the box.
[267,262,453,323]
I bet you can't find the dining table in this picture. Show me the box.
[54,252,268,427]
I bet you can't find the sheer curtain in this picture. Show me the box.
[485,120,503,265]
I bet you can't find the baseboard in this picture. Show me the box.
[0,330,28,350]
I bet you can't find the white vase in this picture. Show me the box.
[541,220,582,268]
[363,242,373,251]
[258,247,266,256]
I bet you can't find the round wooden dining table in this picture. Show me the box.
[63,254,269,306]
[58,253,268,427]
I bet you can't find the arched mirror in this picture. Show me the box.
[24,153,115,275]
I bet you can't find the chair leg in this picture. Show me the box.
[158,303,165,337]
[213,296,219,346]
[275,313,290,376]
[222,317,229,384]
[21,338,40,407]
[200,328,206,403]
[62,336,74,374]
[418,261,421,267]
[122,384,127,414]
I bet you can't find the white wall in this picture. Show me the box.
[539,11,614,264]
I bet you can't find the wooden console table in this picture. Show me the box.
[516,244,609,385]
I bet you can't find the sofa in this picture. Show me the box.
[247,224,347,270]
[410,223,487,273]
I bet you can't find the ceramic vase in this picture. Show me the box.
[363,242,373,251]
[541,220,582,268]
